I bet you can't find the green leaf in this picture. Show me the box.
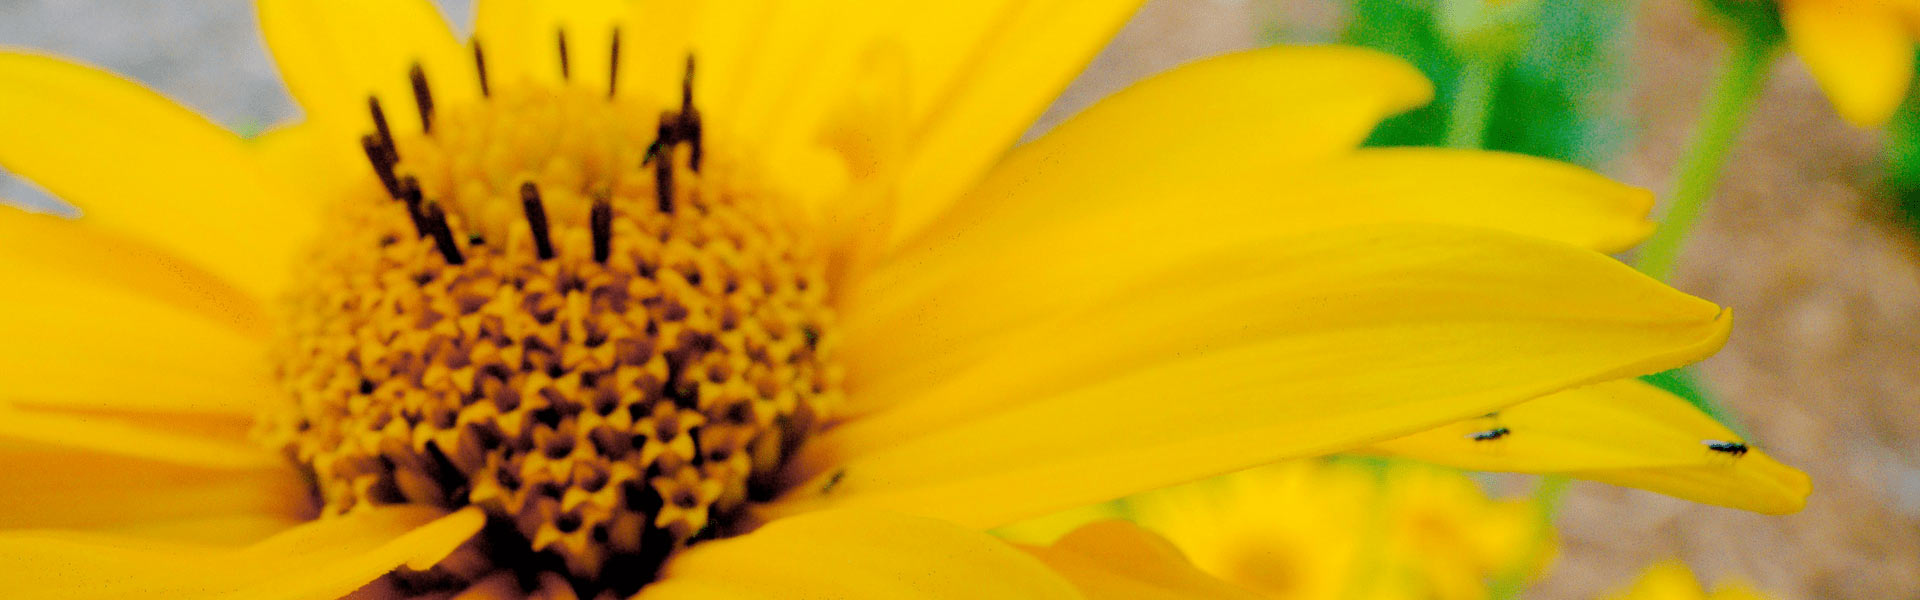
[1338,0,1629,167]
[1640,367,1747,439]
[1341,0,1458,148]
[1482,0,1630,166]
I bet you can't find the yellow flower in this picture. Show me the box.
[1603,560,1774,600]
[1009,460,1541,600]
[1778,0,1920,126]
[0,0,1806,597]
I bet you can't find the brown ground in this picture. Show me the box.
[2,1,1914,598]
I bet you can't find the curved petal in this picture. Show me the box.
[0,506,484,600]
[251,122,371,218]
[1367,378,1810,514]
[0,406,277,470]
[1781,0,1913,127]
[780,223,1730,529]
[0,205,268,339]
[0,442,308,545]
[638,509,1081,599]
[257,0,471,138]
[1019,520,1263,600]
[473,0,635,94]
[1271,148,1656,253]
[0,52,315,297]
[884,0,1151,248]
[843,146,1655,410]
[874,44,1434,259]
[0,256,273,416]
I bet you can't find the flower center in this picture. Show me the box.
[259,38,842,594]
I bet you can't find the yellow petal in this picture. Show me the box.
[844,146,1654,410]
[0,257,272,416]
[1368,378,1810,514]
[0,205,268,339]
[473,0,635,94]
[0,442,308,545]
[637,509,1081,599]
[251,122,369,219]
[0,52,315,296]
[1578,458,1811,516]
[1782,0,1914,127]
[1272,148,1656,253]
[257,0,471,138]
[0,506,484,600]
[0,406,277,470]
[783,223,1731,528]
[884,0,1149,249]
[884,43,1433,252]
[1019,520,1264,600]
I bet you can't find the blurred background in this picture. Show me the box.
[2,0,1914,598]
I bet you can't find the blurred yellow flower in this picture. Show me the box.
[1120,460,1540,600]
[1603,560,1774,600]
[0,0,1803,597]
[1778,0,1920,126]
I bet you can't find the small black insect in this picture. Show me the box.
[1703,440,1749,457]
[821,469,847,495]
[1466,427,1511,442]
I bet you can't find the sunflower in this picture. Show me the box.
[1777,0,1920,126]
[1019,459,1545,600]
[0,1,1805,597]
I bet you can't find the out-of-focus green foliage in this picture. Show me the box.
[1884,53,1920,234]
[1694,0,1785,46]
[1340,0,1630,167]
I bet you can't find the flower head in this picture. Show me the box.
[0,1,1803,597]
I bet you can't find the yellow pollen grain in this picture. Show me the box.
[259,79,843,589]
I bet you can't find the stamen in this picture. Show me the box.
[410,63,436,133]
[679,56,703,172]
[473,39,491,98]
[652,114,675,214]
[557,29,571,81]
[590,194,613,263]
[422,201,466,265]
[521,182,554,260]
[361,134,401,197]
[607,27,621,99]
[397,176,431,239]
[368,97,395,153]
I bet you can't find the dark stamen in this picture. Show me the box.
[361,134,401,197]
[473,39,491,98]
[680,55,695,112]
[521,182,555,260]
[557,29,571,81]
[679,55,702,172]
[683,107,703,172]
[423,202,465,265]
[367,97,395,153]
[653,114,675,214]
[590,195,613,263]
[607,27,622,99]
[398,176,431,239]
[409,63,436,133]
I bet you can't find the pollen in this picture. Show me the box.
[258,42,842,593]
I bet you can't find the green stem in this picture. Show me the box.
[1445,55,1500,149]
[1632,31,1777,280]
